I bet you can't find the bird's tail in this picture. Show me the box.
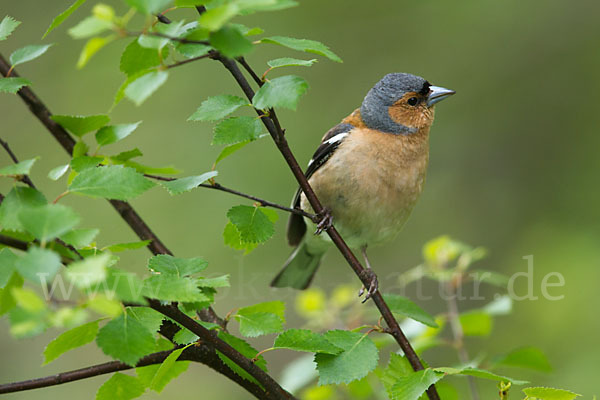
[270,241,325,289]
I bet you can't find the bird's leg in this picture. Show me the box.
[358,246,379,302]
[314,207,333,235]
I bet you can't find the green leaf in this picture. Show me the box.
[252,75,308,111]
[436,367,529,385]
[216,331,267,384]
[125,0,172,14]
[238,0,298,12]
[199,3,239,31]
[103,240,151,252]
[68,16,112,39]
[160,171,218,195]
[0,273,24,315]
[72,140,89,157]
[380,353,413,393]
[315,330,378,385]
[50,114,110,137]
[0,248,18,289]
[43,319,100,364]
[96,372,145,400]
[149,344,190,391]
[196,275,230,288]
[273,329,342,354]
[209,25,253,58]
[175,26,211,58]
[18,203,80,242]
[0,158,37,176]
[95,122,141,147]
[230,23,263,36]
[14,247,62,283]
[459,311,492,336]
[96,313,156,365]
[238,300,285,319]
[235,312,283,337]
[0,77,31,94]
[77,36,114,69]
[0,16,21,41]
[0,186,46,231]
[138,21,184,50]
[260,36,342,63]
[212,116,263,146]
[60,228,99,248]
[188,95,248,122]
[70,156,103,172]
[137,359,189,392]
[112,148,143,162]
[89,268,146,305]
[389,369,444,400]
[267,57,317,69]
[9,44,53,66]
[127,307,164,334]
[11,287,46,313]
[214,140,253,165]
[492,347,552,372]
[69,165,155,200]
[227,205,274,244]
[120,40,162,77]
[66,253,111,289]
[522,387,580,400]
[118,161,180,175]
[148,254,208,277]
[172,321,219,345]
[43,0,87,38]
[223,221,257,252]
[48,164,70,181]
[124,70,168,106]
[142,274,209,302]
[382,293,438,328]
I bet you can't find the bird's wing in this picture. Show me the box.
[286,123,355,246]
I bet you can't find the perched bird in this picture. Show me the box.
[270,73,455,297]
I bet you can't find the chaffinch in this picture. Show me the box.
[271,73,455,296]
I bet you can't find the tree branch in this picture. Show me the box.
[214,54,441,400]
[0,137,36,188]
[145,174,317,220]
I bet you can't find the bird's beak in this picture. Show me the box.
[427,86,456,107]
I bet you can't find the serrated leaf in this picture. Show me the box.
[142,274,209,302]
[196,275,230,288]
[252,75,308,111]
[214,140,252,165]
[72,141,89,157]
[112,148,143,162]
[66,253,111,289]
[124,70,168,106]
[137,359,189,392]
[0,248,18,289]
[69,165,155,200]
[120,40,162,76]
[160,171,218,195]
[188,95,248,122]
[239,300,285,319]
[260,36,342,63]
[9,44,53,66]
[103,240,150,253]
[68,16,112,39]
[227,205,275,244]
[77,36,114,69]
[522,387,580,400]
[267,57,317,69]
[212,116,263,146]
[95,122,141,147]
[48,164,70,180]
[274,329,342,354]
[492,347,552,372]
[149,344,190,391]
[88,268,146,305]
[315,330,378,385]
[127,307,164,334]
[70,155,103,172]
[43,0,87,38]
[382,293,438,328]
[147,254,208,277]
[389,369,444,400]
[380,353,413,393]
[235,312,283,337]
[125,0,172,14]
[230,23,263,36]
[175,26,211,58]
[51,114,110,137]
[436,367,528,385]
[0,186,47,231]
[0,77,31,94]
[216,331,267,384]
[199,3,239,31]
[60,228,99,248]
[14,247,62,283]
[459,311,492,336]
[43,319,100,364]
[0,16,21,41]
[18,203,80,242]
[138,21,184,50]
[223,221,257,252]
[0,158,37,176]
[118,160,180,175]
[209,25,253,58]
[96,372,145,400]
[96,313,156,365]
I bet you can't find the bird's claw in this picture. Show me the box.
[358,269,379,303]
[314,208,333,235]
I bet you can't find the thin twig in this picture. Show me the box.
[145,174,317,220]
[166,51,216,69]
[0,137,36,188]
[126,30,210,45]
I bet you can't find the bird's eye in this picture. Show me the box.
[407,97,419,106]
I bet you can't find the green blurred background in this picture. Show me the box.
[1,0,599,398]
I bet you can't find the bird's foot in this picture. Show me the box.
[358,269,379,303]
[314,208,333,235]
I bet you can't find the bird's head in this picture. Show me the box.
[360,73,455,135]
